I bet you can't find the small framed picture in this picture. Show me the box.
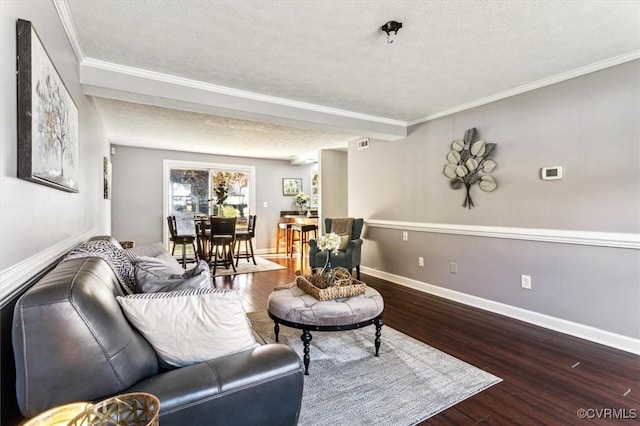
[282,178,302,196]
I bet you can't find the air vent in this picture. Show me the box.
[357,139,370,150]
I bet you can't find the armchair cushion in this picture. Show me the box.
[338,234,350,250]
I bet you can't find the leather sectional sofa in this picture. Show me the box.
[12,236,303,425]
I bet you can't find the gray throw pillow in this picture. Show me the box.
[135,257,212,293]
[124,242,167,263]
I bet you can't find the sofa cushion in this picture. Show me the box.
[123,242,167,262]
[134,257,212,293]
[117,289,259,368]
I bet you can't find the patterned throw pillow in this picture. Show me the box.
[63,240,135,294]
[117,289,259,368]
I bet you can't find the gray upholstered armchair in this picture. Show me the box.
[309,218,364,279]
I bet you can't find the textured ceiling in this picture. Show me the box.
[98,98,354,160]
[61,0,640,161]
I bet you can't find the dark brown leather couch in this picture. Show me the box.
[12,237,303,425]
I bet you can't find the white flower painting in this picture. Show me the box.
[18,20,79,192]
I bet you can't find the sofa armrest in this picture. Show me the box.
[128,344,303,426]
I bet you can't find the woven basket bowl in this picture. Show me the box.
[68,393,159,426]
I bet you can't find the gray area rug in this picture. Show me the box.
[212,256,286,276]
[248,310,501,425]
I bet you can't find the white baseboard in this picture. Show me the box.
[362,266,640,355]
[0,229,98,307]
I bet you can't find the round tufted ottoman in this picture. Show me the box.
[267,285,384,375]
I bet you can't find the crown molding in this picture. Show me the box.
[55,0,638,139]
[408,50,640,126]
[54,0,86,63]
[80,58,407,128]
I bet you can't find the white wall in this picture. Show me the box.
[349,61,640,349]
[0,2,110,284]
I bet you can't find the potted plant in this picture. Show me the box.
[293,191,310,214]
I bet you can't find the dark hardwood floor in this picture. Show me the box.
[217,255,640,425]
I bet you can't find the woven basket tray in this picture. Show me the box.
[296,274,366,301]
[68,392,159,426]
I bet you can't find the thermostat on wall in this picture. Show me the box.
[541,166,563,180]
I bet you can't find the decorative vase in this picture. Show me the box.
[321,252,334,285]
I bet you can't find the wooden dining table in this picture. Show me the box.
[194,216,248,261]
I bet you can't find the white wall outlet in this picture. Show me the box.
[263,201,268,208]
[418,257,424,267]
[521,275,532,289]
[450,262,458,274]
[402,231,408,241]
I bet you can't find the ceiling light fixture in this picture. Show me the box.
[381,20,402,43]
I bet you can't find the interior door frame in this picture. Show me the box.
[162,159,256,248]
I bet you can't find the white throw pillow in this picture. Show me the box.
[117,289,258,368]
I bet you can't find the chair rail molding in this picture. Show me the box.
[365,219,640,250]
[0,229,97,307]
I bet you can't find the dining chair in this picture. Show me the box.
[166,216,198,268]
[208,217,237,274]
[235,215,257,266]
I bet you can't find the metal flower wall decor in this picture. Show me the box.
[443,128,497,209]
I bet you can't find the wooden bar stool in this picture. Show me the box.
[235,215,257,265]
[290,223,317,259]
[276,217,295,254]
[167,216,198,268]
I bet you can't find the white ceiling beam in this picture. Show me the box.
[79,59,408,141]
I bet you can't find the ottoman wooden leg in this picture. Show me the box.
[301,329,312,375]
[374,316,383,357]
[273,319,280,342]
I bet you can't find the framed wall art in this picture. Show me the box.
[310,169,319,207]
[282,178,302,196]
[17,19,79,192]
[103,157,112,199]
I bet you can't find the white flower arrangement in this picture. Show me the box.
[317,232,341,254]
[293,192,310,208]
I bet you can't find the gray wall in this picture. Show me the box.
[0,1,110,272]
[349,61,640,339]
[318,149,348,231]
[110,145,315,250]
